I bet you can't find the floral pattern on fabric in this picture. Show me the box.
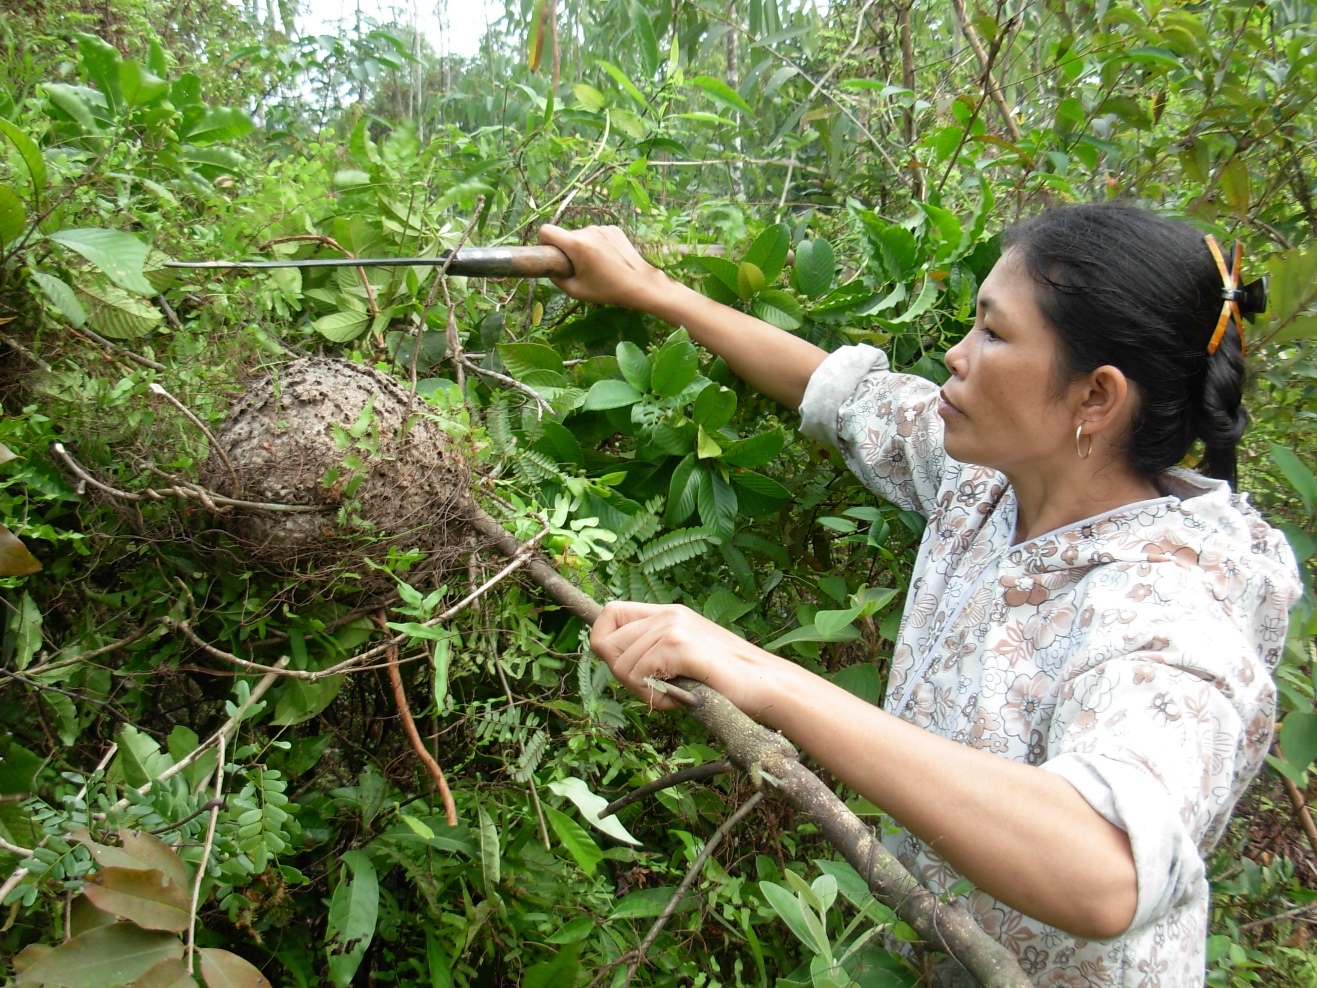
[799,345,1303,988]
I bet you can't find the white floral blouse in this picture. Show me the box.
[798,346,1303,987]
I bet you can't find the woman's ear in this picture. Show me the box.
[1075,365,1136,433]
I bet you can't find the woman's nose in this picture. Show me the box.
[944,336,968,378]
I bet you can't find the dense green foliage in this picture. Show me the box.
[0,1,1314,985]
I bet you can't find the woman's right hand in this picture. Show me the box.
[538,224,669,312]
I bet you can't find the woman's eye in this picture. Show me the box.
[979,325,999,341]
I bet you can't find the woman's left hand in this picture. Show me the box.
[589,601,783,713]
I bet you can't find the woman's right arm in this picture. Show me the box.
[538,224,828,410]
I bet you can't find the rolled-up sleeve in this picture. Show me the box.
[1040,621,1274,935]
[798,344,948,517]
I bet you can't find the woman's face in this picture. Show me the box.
[938,250,1084,476]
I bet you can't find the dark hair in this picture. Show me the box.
[1003,204,1247,486]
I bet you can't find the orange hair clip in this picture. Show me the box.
[1204,235,1246,356]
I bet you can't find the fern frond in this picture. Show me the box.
[637,526,718,574]
[513,729,548,782]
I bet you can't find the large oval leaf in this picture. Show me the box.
[752,289,803,330]
[76,280,164,338]
[198,948,272,988]
[312,311,370,343]
[0,118,48,197]
[81,866,189,932]
[48,228,155,296]
[0,185,26,243]
[13,923,182,987]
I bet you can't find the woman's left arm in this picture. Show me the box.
[592,601,1138,941]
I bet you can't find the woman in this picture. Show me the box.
[538,205,1301,987]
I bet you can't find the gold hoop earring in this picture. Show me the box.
[1075,425,1093,460]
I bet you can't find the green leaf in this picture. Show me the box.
[1281,712,1317,774]
[12,924,183,987]
[544,804,602,875]
[77,280,163,338]
[689,255,740,298]
[198,948,272,988]
[582,379,643,410]
[7,592,41,671]
[693,385,736,430]
[48,228,156,296]
[31,272,87,327]
[722,430,785,468]
[76,32,123,109]
[546,777,642,846]
[814,603,865,639]
[697,471,738,538]
[607,887,690,919]
[272,676,344,726]
[1269,444,1316,517]
[597,59,649,108]
[82,866,190,933]
[752,289,803,330]
[0,740,42,794]
[326,851,378,988]
[0,524,41,577]
[130,957,197,988]
[115,725,172,788]
[830,664,882,705]
[730,470,790,516]
[1219,159,1250,214]
[737,261,766,300]
[183,107,255,144]
[766,623,862,650]
[43,84,100,132]
[0,118,48,198]
[118,61,168,107]
[523,942,581,988]
[477,802,500,892]
[0,185,26,243]
[666,454,699,526]
[794,239,835,299]
[498,342,564,380]
[615,341,651,392]
[572,83,606,111]
[650,334,699,397]
[759,881,824,954]
[433,180,495,212]
[691,74,753,116]
[744,224,791,282]
[696,425,722,459]
[313,311,371,343]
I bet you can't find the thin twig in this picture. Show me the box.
[1237,899,1317,932]
[1281,773,1317,857]
[186,734,224,975]
[0,836,33,858]
[601,760,735,819]
[51,443,321,514]
[147,797,225,836]
[457,358,553,417]
[69,325,167,371]
[615,793,764,988]
[148,383,238,496]
[376,609,459,827]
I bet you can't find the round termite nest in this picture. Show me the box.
[205,357,469,578]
